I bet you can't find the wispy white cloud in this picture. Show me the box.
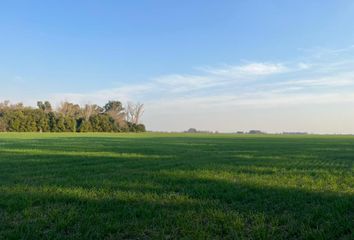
[202,62,288,77]
[52,52,354,107]
[52,62,289,105]
[297,62,311,70]
[154,74,219,92]
[272,73,354,89]
[43,46,354,133]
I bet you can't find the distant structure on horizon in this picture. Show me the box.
[185,128,217,134]
[282,132,308,135]
[248,130,265,134]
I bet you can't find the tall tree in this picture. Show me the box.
[126,102,144,124]
[44,101,53,113]
[81,104,102,121]
[58,102,81,118]
[37,101,46,111]
[38,101,53,113]
[104,101,126,129]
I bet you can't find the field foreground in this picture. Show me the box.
[0,133,353,239]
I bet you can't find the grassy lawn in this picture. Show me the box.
[0,133,353,239]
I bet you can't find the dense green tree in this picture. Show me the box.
[35,110,50,132]
[48,112,58,132]
[0,118,7,132]
[56,115,66,132]
[89,114,115,132]
[77,119,93,132]
[6,110,24,131]
[136,124,146,132]
[64,116,76,132]
[104,101,124,113]
[126,122,146,132]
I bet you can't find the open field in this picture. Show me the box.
[0,133,353,239]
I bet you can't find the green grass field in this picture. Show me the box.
[0,133,353,239]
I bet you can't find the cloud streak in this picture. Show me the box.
[44,46,354,133]
[203,62,288,77]
[55,58,354,106]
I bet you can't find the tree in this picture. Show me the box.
[104,101,126,129]
[127,122,146,132]
[186,128,197,133]
[48,112,58,132]
[0,118,7,132]
[56,115,66,132]
[23,109,37,132]
[58,102,81,118]
[36,111,50,132]
[64,116,76,132]
[44,101,52,112]
[248,130,264,134]
[126,102,144,124]
[104,101,124,113]
[37,101,46,111]
[5,110,25,131]
[77,119,93,132]
[136,124,146,132]
[81,104,102,121]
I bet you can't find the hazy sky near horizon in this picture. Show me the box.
[1,1,354,133]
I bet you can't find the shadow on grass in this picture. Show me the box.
[1,174,353,239]
[0,135,353,239]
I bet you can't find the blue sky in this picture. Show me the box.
[1,1,354,133]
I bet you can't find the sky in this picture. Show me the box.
[1,0,354,133]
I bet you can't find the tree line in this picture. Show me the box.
[0,100,146,133]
